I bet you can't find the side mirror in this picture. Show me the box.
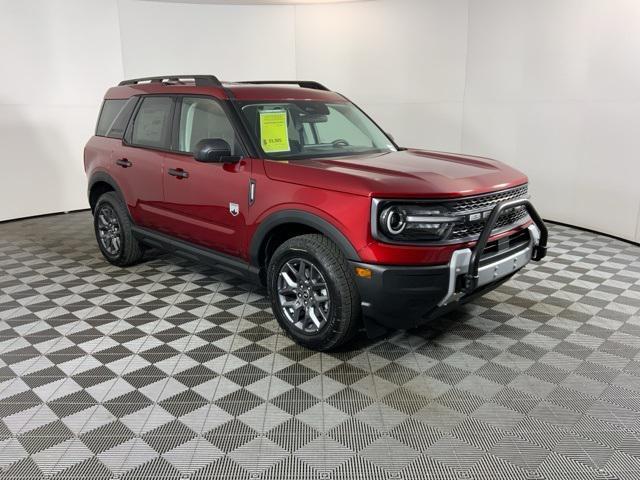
[193,138,240,163]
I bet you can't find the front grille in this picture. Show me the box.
[446,184,529,241]
[450,207,529,240]
[448,184,528,214]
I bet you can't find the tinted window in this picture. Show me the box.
[96,99,126,136]
[105,97,138,139]
[177,97,241,154]
[130,96,173,149]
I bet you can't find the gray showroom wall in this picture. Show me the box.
[1,0,638,243]
[461,0,640,242]
[0,0,124,221]
[295,0,469,153]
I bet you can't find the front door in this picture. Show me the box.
[161,96,251,258]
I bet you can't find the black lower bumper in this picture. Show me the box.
[351,260,515,332]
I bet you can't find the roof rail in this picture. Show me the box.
[118,75,223,87]
[237,81,330,91]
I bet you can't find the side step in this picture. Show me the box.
[131,226,262,285]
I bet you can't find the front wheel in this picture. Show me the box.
[267,234,361,351]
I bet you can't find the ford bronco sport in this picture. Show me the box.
[85,75,548,351]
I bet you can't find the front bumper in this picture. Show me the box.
[353,199,548,332]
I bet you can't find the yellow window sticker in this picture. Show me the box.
[259,110,290,153]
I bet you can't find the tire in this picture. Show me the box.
[93,192,144,267]
[267,234,361,351]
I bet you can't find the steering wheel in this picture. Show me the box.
[331,139,350,148]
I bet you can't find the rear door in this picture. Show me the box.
[118,96,175,230]
[160,95,251,258]
[91,97,138,184]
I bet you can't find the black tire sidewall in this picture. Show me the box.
[267,237,357,350]
[93,192,141,266]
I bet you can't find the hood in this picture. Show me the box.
[263,149,528,198]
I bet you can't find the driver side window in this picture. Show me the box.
[177,97,241,154]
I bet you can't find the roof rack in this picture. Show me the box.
[118,75,223,87]
[237,81,330,91]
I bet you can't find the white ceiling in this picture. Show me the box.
[139,0,368,4]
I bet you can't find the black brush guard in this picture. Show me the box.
[463,198,548,293]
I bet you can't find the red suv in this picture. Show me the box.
[85,75,547,350]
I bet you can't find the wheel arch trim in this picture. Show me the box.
[87,172,127,213]
[249,210,361,266]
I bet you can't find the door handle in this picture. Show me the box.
[116,158,132,168]
[168,168,189,179]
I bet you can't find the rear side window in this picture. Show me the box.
[105,98,138,139]
[96,99,126,136]
[96,98,138,139]
[130,96,174,149]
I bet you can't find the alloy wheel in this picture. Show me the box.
[277,258,331,333]
[97,204,122,256]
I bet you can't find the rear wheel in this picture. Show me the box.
[267,234,360,351]
[93,192,143,267]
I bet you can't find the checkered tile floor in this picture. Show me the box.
[1,212,639,479]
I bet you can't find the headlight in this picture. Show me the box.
[377,203,459,242]
[380,206,407,235]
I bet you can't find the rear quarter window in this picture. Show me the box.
[95,98,137,139]
[96,100,125,136]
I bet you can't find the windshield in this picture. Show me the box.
[239,100,397,160]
